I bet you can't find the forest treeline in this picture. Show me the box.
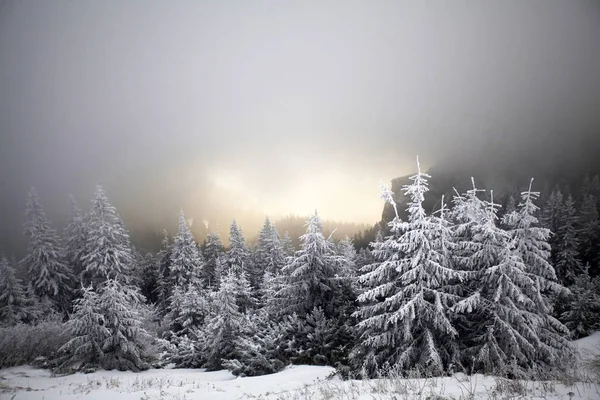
[1,160,599,378]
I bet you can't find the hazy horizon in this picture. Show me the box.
[1,1,600,254]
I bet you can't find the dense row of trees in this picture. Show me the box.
[1,163,599,378]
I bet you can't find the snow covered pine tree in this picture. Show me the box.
[453,179,573,376]
[23,188,74,313]
[353,158,463,376]
[278,211,355,369]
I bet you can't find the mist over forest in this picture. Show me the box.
[2,0,600,257]
[1,1,600,394]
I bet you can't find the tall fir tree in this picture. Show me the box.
[128,247,145,290]
[81,186,134,288]
[281,231,295,258]
[278,212,356,368]
[278,211,346,318]
[223,308,285,376]
[57,280,153,372]
[502,180,562,286]
[354,161,462,376]
[502,179,572,368]
[260,269,284,312]
[235,269,256,313]
[95,279,152,371]
[199,268,243,370]
[354,247,375,294]
[0,256,34,326]
[255,217,285,276]
[337,236,357,278]
[22,187,74,312]
[453,181,572,375]
[541,189,564,234]
[138,252,159,304]
[227,221,257,286]
[578,195,600,275]
[169,211,203,289]
[214,253,226,290]
[167,282,209,340]
[156,230,173,313]
[63,195,88,285]
[560,268,600,339]
[202,232,224,289]
[56,286,109,372]
[541,188,564,270]
[554,195,584,285]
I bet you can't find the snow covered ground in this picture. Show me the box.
[0,365,336,399]
[2,333,599,400]
[575,331,600,364]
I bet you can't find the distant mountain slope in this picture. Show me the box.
[381,138,600,226]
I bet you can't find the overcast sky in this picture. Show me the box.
[1,1,600,251]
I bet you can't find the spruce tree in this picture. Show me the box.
[454,181,573,375]
[354,248,375,295]
[0,256,34,326]
[560,269,600,339]
[235,270,256,313]
[278,212,355,369]
[541,189,564,270]
[95,279,152,371]
[260,269,284,312]
[354,162,462,375]
[281,231,295,258]
[214,253,226,290]
[169,211,203,289]
[226,221,259,309]
[128,248,145,290]
[57,280,153,372]
[502,180,562,286]
[300,307,353,366]
[579,195,600,275]
[22,188,74,311]
[167,282,209,340]
[138,252,159,304]
[156,230,172,313]
[227,221,256,286]
[81,186,134,288]
[337,236,357,278]
[63,195,87,285]
[278,211,346,318]
[352,188,401,367]
[223,309,284,377]
[199,268,243,370]
[554,195,584,285]
[56,286,109,372]
[202,232,224,289]
[255,217,285,276]
[167,334,203,369]
[502,179,573,368]
[542,189,564,233]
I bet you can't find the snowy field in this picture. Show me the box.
[2,333,599,400]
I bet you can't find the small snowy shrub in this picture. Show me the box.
[0,320,70,367]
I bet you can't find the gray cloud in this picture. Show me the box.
[1,0,599,253]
